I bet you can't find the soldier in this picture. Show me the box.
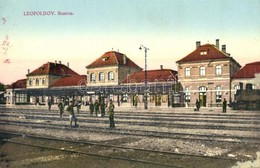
[107,99,115,128]
[94,100,100,117]
[89,100,94,116]
[100,101,106,117]
[58,100,64,117]
[222,98,227,113]
[67,101,78,127]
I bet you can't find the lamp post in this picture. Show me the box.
[139,45,149,109]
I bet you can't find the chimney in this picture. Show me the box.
[59,61,61,64]
[222,45,226,53]
[67,62,69,67]
[196,41,201,49]
[160,65,163,70]
[216,39,219,49]
[123,55,127,64]
[27,69,30,74]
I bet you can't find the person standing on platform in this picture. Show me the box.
[48,99,52,111]
[222,98,227,113]
[67,101,78,128]
[94,100,100,117]
[58,100,64,117]
[196,99,200,111]
[107,100,115,128]
[100,101,106,117]
[89,100,94,117]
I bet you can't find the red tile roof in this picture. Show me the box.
[51,75,87,87]
[86,51,142,70]
[27,62,79,77]
[7,79,27,89]
[232,61,260,79]
[176,44,230,63]
[121,69,177,84]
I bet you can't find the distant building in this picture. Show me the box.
[176,40,241,107]
[26,61,79,89]
[6,79,27,105]
[121,67,179,107]
[231,61,260,107]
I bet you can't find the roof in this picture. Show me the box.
[51,75,87,87]
[232,61,260,79]
[86,51,142,70]
[27,62,79,77]
[7,79,27,89]
[176,44,230,63]
[121,69,177,84]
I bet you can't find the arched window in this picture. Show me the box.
[90,73,95,82]
[99,72,104,81]
[108,71,114,80]
[36,78,39,85]
[216,86,222,102]
[42,78,46,85]
[28,79,33,86]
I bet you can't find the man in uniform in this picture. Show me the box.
[58,100,64,117]
[94,100,100,117]
[89,100,94,116]
[67,101,78,127]
[107,100,115,128]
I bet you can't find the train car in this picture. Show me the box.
[233,89,260,110]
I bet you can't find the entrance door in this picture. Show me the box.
[199,86,207,107]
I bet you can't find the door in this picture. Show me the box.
[199,86,207,107]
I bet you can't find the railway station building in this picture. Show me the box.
[176,40,241,108]
[6,51,179,108]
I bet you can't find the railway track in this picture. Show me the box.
[1,107,259,167]
[0,131,238,168]
[0,119,259,144]
[1,111,259,131]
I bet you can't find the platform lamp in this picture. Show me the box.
[139,45,149,109]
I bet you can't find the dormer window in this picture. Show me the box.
[200,51,207,55]
[102,57,109,61]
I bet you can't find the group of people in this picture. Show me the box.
[195,98,227,112]
[57,99,115,128]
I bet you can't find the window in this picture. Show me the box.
[185,87,191,102]
[122,94,128,102]
[108,71,114,80]
[216,65,222,75]
[216,86,222,102]
[200,66,206,76]
[185,67,190,77]
[200,51,207,55]
[90,73,95,82]
[29,79,32,86]
[99,72,104,81]
[36,78,39,85]
[102,56,109,61]
[42,78,46,85]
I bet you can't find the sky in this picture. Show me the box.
[0,0,259,85]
